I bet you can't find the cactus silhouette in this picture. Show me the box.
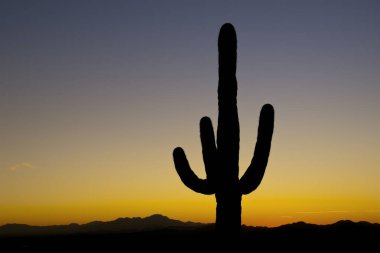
[173,23,274,234]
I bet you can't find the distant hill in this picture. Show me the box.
[1,216,379,250]
[0,214,202,236]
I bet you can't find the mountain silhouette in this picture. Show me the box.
[0,214,201,236]
[1,216,379,250]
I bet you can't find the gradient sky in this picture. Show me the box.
[1,0,379,227]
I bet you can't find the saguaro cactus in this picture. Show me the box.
[173,23,274,234]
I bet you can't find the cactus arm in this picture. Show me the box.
[240,104,274,195]
[200,117,217,185]
[173,147,214,194]
[217,23,240,181]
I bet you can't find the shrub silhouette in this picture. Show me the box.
[173,23,274,234]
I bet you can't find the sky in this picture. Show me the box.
[1,0,379,227]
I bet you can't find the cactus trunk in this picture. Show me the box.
[216,190,242,233]
[173,23,274,234]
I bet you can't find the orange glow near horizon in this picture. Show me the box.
[1,152,379,227]
[2,194,380,227]
[1,114,379,226]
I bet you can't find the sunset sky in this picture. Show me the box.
[1,1,379,227]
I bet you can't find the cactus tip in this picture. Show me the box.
[262,103,274,112]
[173,147,183,157]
